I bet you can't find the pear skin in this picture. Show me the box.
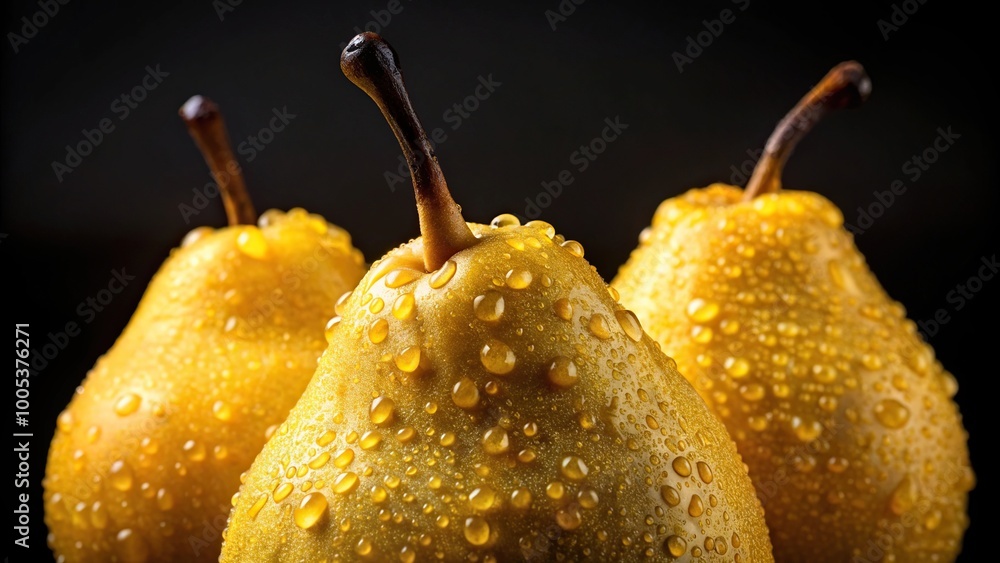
[222,220,772,562]
[220,33,773,562]
[613,63,974,562]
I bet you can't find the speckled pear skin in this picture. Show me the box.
[612,184,974,562]
[44,209,366,563]
[221,218,773,562]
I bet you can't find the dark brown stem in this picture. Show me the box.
[341,32,477,272]
[743,61,871,200]
[179,96,256,225]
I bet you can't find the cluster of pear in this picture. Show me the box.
[44,33,972,562]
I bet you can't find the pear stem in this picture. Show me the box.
[742,61,871,201]
[179,96,257,226]
[341,32,477,272]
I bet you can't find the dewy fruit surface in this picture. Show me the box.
[220,32,773,562]
[613,62,974,562]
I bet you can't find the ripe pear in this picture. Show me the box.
[613,62,974,561]
[44,96,366,563]
[221,33,772,562]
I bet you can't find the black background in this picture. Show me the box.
[3,0,996,561]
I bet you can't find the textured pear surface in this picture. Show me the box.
[221,220,772,562]
[44,209,366,563]
[613,184,974,562]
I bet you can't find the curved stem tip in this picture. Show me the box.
[743,61,871,201]
[179,96,256,226]
[341,32,477,272]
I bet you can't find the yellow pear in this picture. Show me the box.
[613,62,974,561]
[44,96,366,562]
[220,33,772,562]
